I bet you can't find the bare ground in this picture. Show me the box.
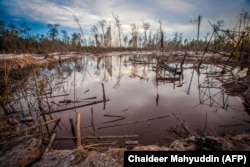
[0,132,250,167]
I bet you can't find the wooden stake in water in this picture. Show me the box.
[102,83,106,110]
[69,118,76,143]
[76,112,81,148]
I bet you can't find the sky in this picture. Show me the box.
[0,0,250,43]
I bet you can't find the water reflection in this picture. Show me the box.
[47,54,248,148]
[4,54,249,149]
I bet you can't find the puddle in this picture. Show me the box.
[3,54,249,149]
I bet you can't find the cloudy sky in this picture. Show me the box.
[1,0,249,41]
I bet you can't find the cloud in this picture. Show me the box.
[6,0,101,30]
[155,0,195,14]
[1,0,249,39]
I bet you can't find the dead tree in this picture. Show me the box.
[112,13,122,48]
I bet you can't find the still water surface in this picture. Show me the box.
[40,54,248,149]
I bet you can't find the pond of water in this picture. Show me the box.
[36,53,249,149]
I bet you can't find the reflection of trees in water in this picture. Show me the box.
[102,56,113,82]
[114,56,122,88]
[94,57,101,76]
[93,56,113,82]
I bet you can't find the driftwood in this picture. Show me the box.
[55,135,139,140]
[59,99,99,103]
[102,83,106,110]
[45,133,56,153]
[101,117,125,124]
[69,118,76,143]
[103,114,124,118]
[41,100,109,115]
[81,97,97,100]
[219,123,244,127]
[91,107,96,135]
[49,94,70,98]
[49,117,61,137]
[98,115,169,130]
[82,117,125,129]
[83,89,90,94]
[172,112,194,136]
[15,117,61,134]
[121,108,128,112]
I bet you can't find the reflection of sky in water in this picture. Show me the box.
[45,54,249,149]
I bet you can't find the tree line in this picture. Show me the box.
[0,11,249,54]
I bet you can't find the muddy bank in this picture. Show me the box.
[0,51,232,69]
[1,132,250,167]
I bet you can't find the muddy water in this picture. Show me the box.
[41,54,249,149]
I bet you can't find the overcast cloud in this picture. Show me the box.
[0,0,249,40]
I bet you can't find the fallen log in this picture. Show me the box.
[98,115,169,130]
[49,94,70,98]
[55,135,139,140]
[41,100,110,115]
[82,117,125,128]
[104,114,124,118]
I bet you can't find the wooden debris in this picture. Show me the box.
[121,108,128,112]
[81,96,97,100]
[219,123,244,127]
[98,115,169,130]
[49,94,69,98]
[55,135,139,140]
[83,89,90,94]
[125,140,139,145]
[16,117,61,134]
[76,112,81,147]
[45,133,56,153]
[91,107,96,135]
[41,100,110,115]
[103,114,124,118]
[102,83,106,110]
[172,112,195,136]
[101,117,125,124]
[69,118,76,143]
